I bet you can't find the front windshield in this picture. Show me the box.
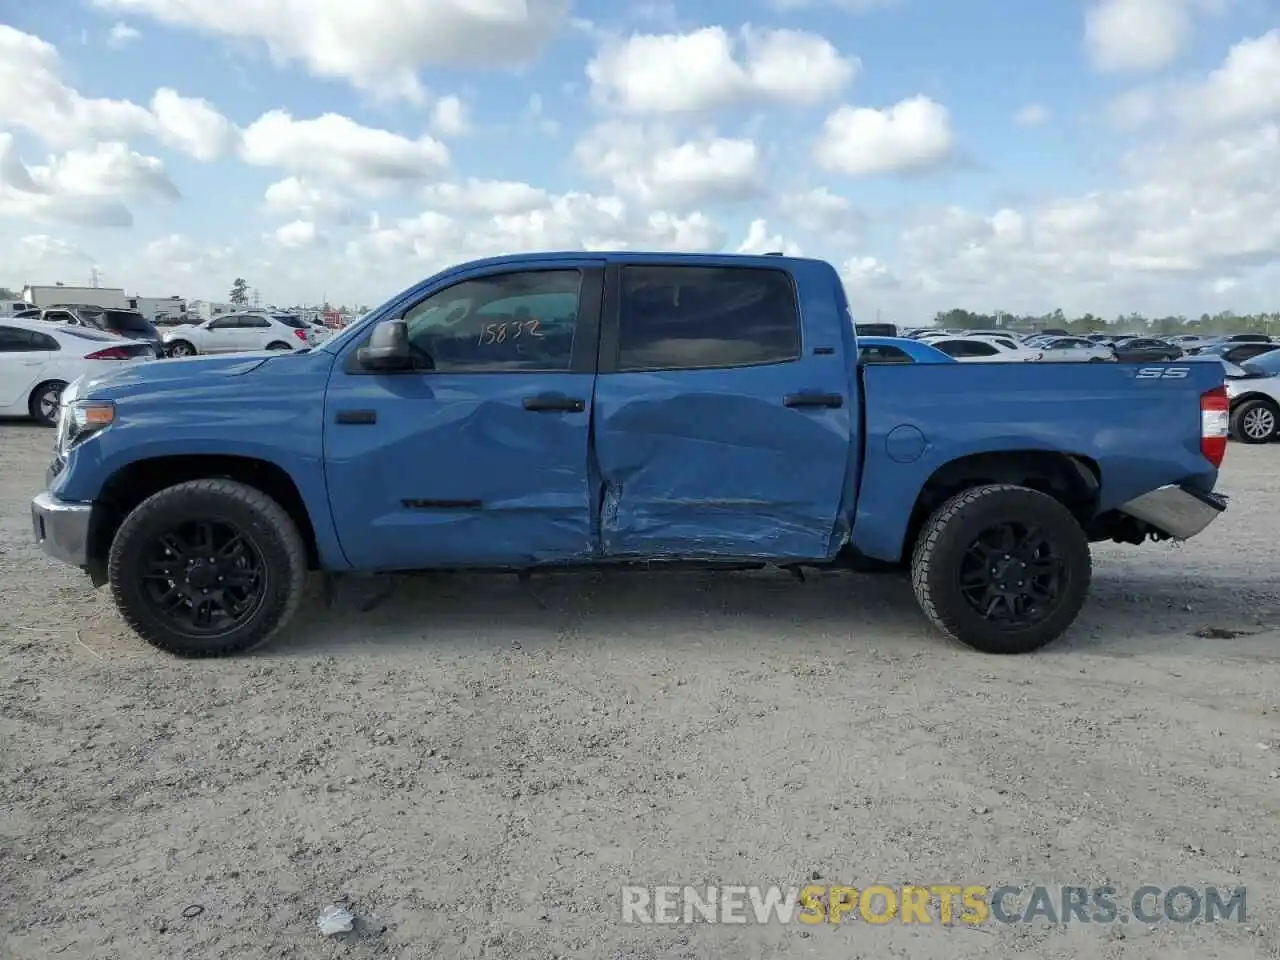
[1241,348,1280,376]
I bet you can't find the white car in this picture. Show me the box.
[0,317,157,425]
[162,311,312,357]
[1224,348,1280,443]
[1035,336,1115,362]
[926,336,1042,362]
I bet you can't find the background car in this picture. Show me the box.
[0,318,157,425]
[856,336,957,364]
[925,336,1040,361]
[1224,348,1280,443]
[1036,336,1115,362]
[162,311,312,357]
[38,304,164,354]
[1110,337,1182,362]
[1186,340,1278,366]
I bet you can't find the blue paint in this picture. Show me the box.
[49,251,1227,574]
[886,424,927,463]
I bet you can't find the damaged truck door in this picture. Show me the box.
[592,263,856,560]
[322,262,605,569]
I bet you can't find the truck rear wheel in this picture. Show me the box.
[107,479,307,657]
[910,484,1091,654]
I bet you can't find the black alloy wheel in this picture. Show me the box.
[137,518,266,638]
[957,521,1064,628]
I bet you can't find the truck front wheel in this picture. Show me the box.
[910,484,1092,654]
[107,479,308,657]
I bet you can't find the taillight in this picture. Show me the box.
[84,346,133,360]
[1201,385,1229,467]
[293,328,307,341]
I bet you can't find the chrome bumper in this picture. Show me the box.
[31,492,93,567]
[1117,484,1227,540]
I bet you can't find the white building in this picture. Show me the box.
[22,284,128,309]
[186,299,239,321]
[130,295,186,323]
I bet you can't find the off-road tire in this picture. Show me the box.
[28,380,67,426]
[108,479,307,657]
[1230,398,1278,444]
[910,483,1092,654]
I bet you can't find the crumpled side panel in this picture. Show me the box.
[592,369,852,561]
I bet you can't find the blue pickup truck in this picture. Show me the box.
[32,252,1231,658]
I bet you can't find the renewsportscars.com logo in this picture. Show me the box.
[620,884,1247,925]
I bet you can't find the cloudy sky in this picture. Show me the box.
[0,0,1277,320]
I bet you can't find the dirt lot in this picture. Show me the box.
[2,421,1279,959]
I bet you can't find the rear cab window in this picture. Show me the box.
[616,265,801,370]
[859,344,912,364]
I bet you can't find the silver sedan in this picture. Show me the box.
[1036,336,1115,362]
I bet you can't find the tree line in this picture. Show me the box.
[933,308,1280,337]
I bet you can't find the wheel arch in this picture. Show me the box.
[89,454,319,572]
[898,450,1100,563]
[1229,391,1280,412]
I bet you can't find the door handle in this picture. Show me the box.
[784,392,843,409]
[523,394,585,412]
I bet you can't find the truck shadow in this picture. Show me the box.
[265,566,1280,662]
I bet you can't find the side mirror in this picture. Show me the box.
[357,318,414,371]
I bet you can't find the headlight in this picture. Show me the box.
[57,400,115,453]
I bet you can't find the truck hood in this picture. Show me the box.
[67,353,272,402]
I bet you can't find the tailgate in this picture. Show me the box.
[859,359,1224,511]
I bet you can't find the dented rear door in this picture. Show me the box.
[591,259,855,562]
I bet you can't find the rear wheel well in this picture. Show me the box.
[89,455,319,570]
[899,451,1101,563]
[1230,392,1279,412]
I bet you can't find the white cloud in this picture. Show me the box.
[422,179,550,216]
[239,111,449,187]
[1082,0,1226,72]
[107,22,141,46]
[735,219,801,255]
[269,219,323,248]
[778,187,862,239]
[814,96,954,176]
[0,136,177,227]
[430,96,470,137]
[1013,103,1049,125]
[1112,30,1280,131]
[345,191,729,287]
[262,177,356,224]
[0,26,235,160]
[575,122,764,206]
[149,89,238,161]
[90,0,571,101]
[586,25,856,114]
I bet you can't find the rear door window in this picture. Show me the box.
[616,265,801,371]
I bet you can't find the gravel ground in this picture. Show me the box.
[2,420,1279,959]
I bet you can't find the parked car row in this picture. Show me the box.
[0,316,159,424]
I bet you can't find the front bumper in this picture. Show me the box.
[31,492,94,567]
[1116,484,1227,540]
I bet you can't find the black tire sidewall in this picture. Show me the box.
[108,482,303,656]
[914,486,1092,654]
[1231,400,1277,443]
[30,381,67,425]
[266,342,291,350]
[168,341,194,357]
